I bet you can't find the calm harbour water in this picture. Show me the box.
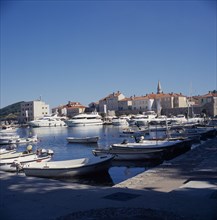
[15,125,161,186]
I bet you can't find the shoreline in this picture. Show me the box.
[0,138,217,220]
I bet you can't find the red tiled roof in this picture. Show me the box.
[132,92,186,100]
[119,97,133,102]
[200,92,217,98]
[99,91,123,101]
[66,105,86,109]
[132,96,149,100]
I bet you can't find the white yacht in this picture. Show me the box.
[65,112,103,127]
[28,114,66,127]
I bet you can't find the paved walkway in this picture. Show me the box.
[0,138,217,220]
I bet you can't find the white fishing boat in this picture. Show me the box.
[92,137,192,161]
[67,136,99,143]
[0,148,54,172]
[28,114,66,127]
[22,155,114,178]
[65,112,103,127]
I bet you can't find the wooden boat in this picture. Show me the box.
[66,136,99,143]
[22,155,114,178]
[0,148,54,172]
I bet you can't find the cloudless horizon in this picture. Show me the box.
[1,0,216,109]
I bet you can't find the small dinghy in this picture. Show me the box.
[66,136,99,143]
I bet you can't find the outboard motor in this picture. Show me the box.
[12,160,23,173]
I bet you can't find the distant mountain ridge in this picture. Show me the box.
[0,101,24,119]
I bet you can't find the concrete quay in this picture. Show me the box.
[0,138,217,220]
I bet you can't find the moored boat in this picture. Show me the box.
[92,148,164,161]
[111,137,189,152]
[92,137,192,161]
[28,114,66,127]
[22,155,114,178]
[0,151,35,160]
[168,126,217,141]
[0,148,54,172]
[112,117,129,126]
[65,112,103,127]
[0,134,38,145]
[67,136,99,143]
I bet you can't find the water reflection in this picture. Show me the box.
[111,160,161,168]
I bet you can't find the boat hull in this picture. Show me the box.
[92,148,164,161]
[28,121,66,127]
[92,139,192,161]
[23,156,114,178]
[67,136,99,143]
[65,121,103,127]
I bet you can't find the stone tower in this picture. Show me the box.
[157,81,162,94]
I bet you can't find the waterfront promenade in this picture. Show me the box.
[0,138,217,220]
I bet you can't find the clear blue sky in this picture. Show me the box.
[1,0,216,109]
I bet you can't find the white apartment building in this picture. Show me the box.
[20,100,50,123]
